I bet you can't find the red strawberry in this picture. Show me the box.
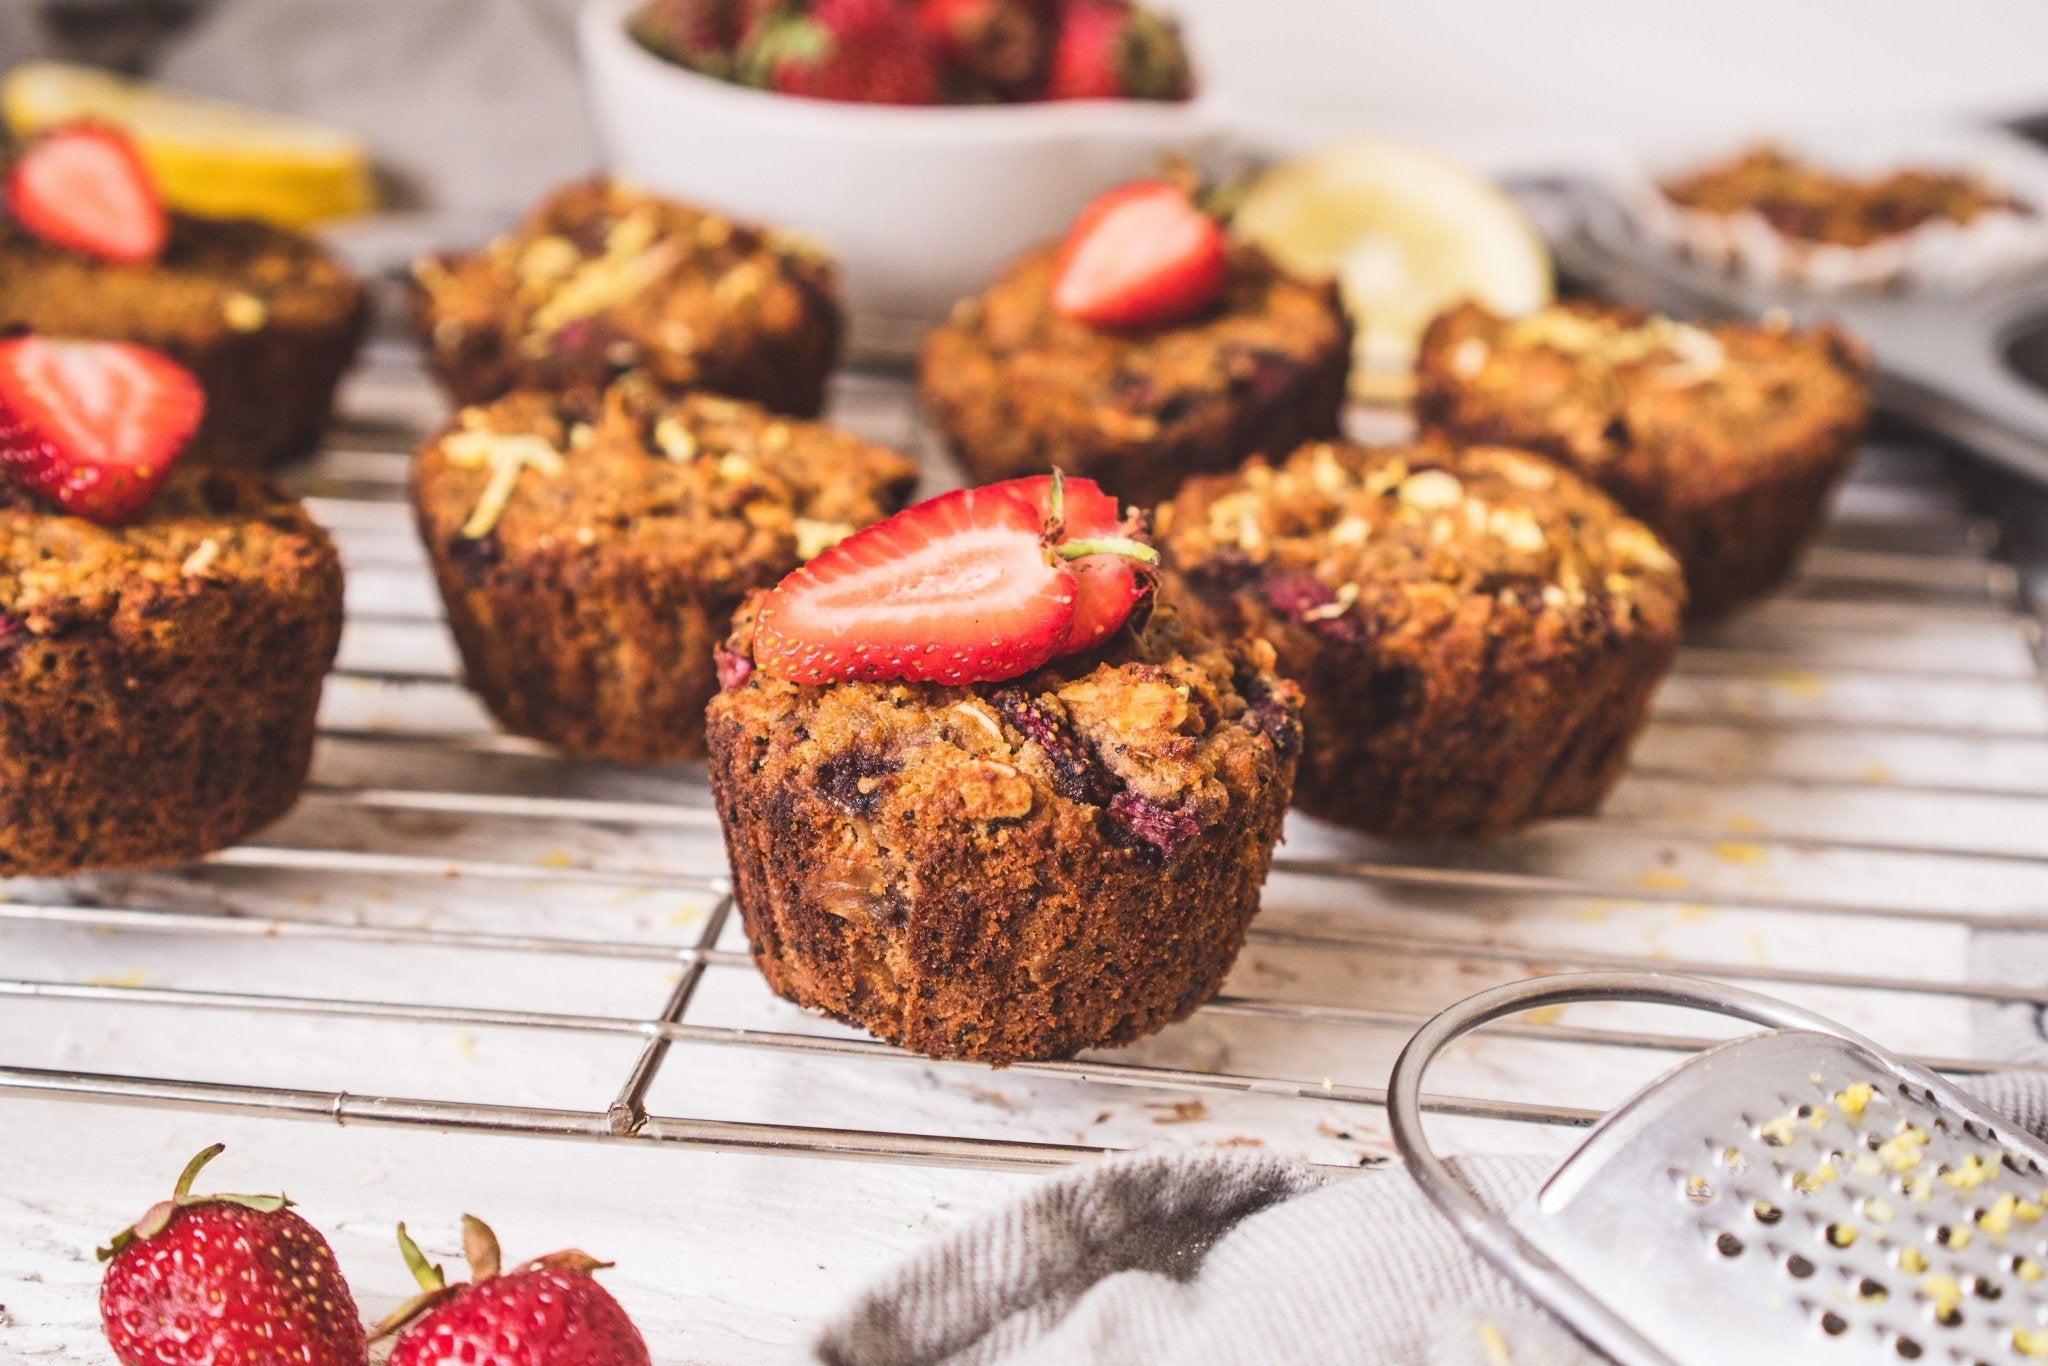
[0,336,204,525]
[1045,0,1191,101]
[5,122,168,264]
[98,1144,367,1366]
[1005,472,1149,651]
[752,475,1154,686]
[752,0,941,104]
[630,0,741,71]
[915,0,1053,99]
[378,1216,651,1366]
[1051,179,1227,329]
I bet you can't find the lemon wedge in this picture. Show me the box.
[1233,138,1553,401]
[3,61,376,226]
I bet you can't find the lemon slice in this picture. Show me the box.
[3,62,376,227]
[1233,138,1553,402]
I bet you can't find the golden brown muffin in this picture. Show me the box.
[918,244,1350,508]
[1157,439,1684,838]
[0,468,343,875]
[412,179,842,417]
[705,601,1301,1064]
[0,214,367,470]
[412,373,917,763]
[1414,301,1869,617]
[1659,144,2028,248]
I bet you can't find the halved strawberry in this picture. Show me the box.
[5,122,168,265]
[1050,179,1227,329]
[752,475,1156,686]
[1004,472,1149,652]
[0,336,205,525]
[755,483,1074,685]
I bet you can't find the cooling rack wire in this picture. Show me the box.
[2,335,2045,1175]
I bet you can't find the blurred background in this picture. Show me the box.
[11,0,2048,217]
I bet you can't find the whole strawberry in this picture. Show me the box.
[747,0,941,104]
[1046,0,1191,101]
[915,0,1054,100]
[378,1215,652,1366]
[98,1144,367,1366]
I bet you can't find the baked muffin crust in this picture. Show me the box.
[1415,301,1869,617]
[1158,439,1684,838]
[0,214,367,469]
[706,602,1301,1063]
[919,244,1349,508]
[412,179,842,417]
[412,373,916,762]
[0,468,343,874]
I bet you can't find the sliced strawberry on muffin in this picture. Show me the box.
[707,474,1299,1064]
[5,121,168,265]
[1051,178,1228,330]
[0,335,204,524]
[752,473,1153,685]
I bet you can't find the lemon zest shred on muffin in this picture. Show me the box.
[442,430,566,540]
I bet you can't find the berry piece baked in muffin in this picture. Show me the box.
[1414,301,1869,618]
[0,336,343,876]
[413,372,916,763]
[1157,440,1684,839]
[412,179,842,417]
[706,475,1301,1063]
[0,123,368,470]
[919,179,1350,508]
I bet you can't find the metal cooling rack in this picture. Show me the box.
[2,336,2045,1175]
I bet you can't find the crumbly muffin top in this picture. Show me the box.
[413,178,837,371]
[414,371,916,563]
[0,213,361,339]
[1157,439,1685,644]
[715,600,1300,862]
[1659,144,2028,247]
[0,467,335,635]
[1416,301,1869,484]
[925,243,1346,426]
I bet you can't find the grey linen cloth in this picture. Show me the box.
[813,1073,2048,1366]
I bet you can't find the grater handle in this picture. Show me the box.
[1386,971,1880,1366]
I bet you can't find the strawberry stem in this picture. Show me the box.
[1056,536,1159,565]
[172,1144,225,1201]
[1043,467,1067,539]
[396,1222,447,1294]
[461,1214,502,1282]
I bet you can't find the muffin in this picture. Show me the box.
[919,243,1350,508]
[411,179,842,417]
[1415,301,1869,618]
[1657,143,2029,250]
[0,467,343,876]
[1157,439,1685,838]
[0,213,367,470]
[412,373,917,763]
[707,596,1300,1064]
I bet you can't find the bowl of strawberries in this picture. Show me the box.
[578,0,1218,342]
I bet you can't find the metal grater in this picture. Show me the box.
[1389,972,2048,1366]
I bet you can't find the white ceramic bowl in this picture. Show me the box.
[578,0,1222,346]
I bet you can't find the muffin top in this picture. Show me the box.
[714,599,1300,863]
[413,179,837,385]
[413,371,916,570]
[0,213,362,341]
[923,243,1346,424]
[1416,301,1869,490]
[1658,144,2028,247]
[0,467,336,638]
[1158,438,1685,652]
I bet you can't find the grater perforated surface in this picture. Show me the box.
[1523,1029,2048,1364]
